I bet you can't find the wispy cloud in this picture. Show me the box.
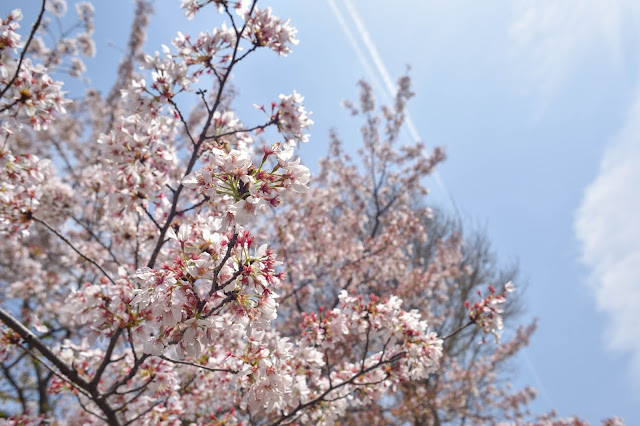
[575,91,640,382]
[508,0,640,385]
[512,0,640,384]
[509,0,626,117]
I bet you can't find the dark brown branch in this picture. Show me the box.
[0,308,122,424]
[175,196,209,215]
[69,214,123,267]
[141,205,162,231]
[442,320,474,341]
[1,363,27,413]
[89,328,123,388]
[208,232,238,297]
[202,117,276,141]
[103,354,150,398]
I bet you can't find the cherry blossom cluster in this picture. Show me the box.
[0,58,69,131]
[140,47,192,102]
[243,6,299,56]
[180,1,299,57]
[270,90,314,143]
[130,223,282,357]
[0,149,71,236]
[0,9,22,55]
[172,27,237,78]
[179,0,239,20]
[465,281,516,341]
[204,109,253,150]
[302,291,442,381]
[96,113,179,214]
[183,141,310,225]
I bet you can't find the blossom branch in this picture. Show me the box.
[103,354,150,398]
[442,320,474,341]
[175,195,209,215]
[147,2,257,269]
[141,206,162,231]
[202,117,277,141]
[69,214,123,267]
[0,0,46,102]
[270,352,405,425]
[1,363,27,412]
[16,342,91,400]
[209,231,239,297]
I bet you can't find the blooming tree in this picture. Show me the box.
[0,1,624,425]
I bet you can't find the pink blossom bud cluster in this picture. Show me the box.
[465,282,516,341]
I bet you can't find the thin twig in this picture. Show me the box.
[33,217,117,286]
[208,232,238,298]
[442,320,474,341]
[159,356,238,374]
[141,206,162,231]
[169,98,197,147]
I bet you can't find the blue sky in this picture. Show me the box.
[6,1,640,423]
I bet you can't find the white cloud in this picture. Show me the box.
[510,0,640,383]
[575,94,640,380]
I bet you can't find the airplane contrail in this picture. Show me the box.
[342,0,421,142]
[331,0,455,211]
[326,0,391,104]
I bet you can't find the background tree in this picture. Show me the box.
[270,79,538,425]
